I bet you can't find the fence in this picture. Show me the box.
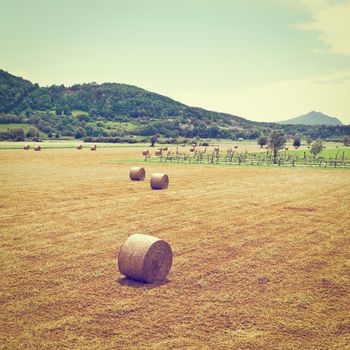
[143,147,350,169]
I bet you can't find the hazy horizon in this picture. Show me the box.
[1,0,350,123]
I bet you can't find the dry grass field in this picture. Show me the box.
[1,147,350,349]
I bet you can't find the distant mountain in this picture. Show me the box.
[279,111,343,126]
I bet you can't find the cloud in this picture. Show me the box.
[294,0,350,55]
[170,71,350,124]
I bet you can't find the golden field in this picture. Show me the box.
[0,146,349,349]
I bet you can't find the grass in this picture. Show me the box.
[0,147,349,349]
[0,123,32,131]
[287,147,350,159]
[0,123,47,137]
[104,121,138,132]
[0,140,149,150]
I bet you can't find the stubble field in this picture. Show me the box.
[1,147,349,349]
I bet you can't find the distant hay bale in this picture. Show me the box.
[129,166,146,181]
[150,173,169,190]
[23,145,30,150]
[91,144,97,151]
[162,147,168,151]
[142,149,150,156]
[182,144,186,147]
[285,147,289,150]
[190,147,195,152]
[234,145,238,149]
[34,145,41,151]
[118,233,173,283]
[294,146,298,149]
[155,150,162,156]
[77,145,83,150]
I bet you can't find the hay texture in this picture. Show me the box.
[150,173,169,190]
[118,233,173,283]
[34,146,41,151]
[129,166,146,181]
[23,145,30,150]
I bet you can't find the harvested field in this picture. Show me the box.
[0,147,350,349]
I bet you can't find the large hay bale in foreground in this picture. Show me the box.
[129,166,146,181]
[118,233,173,283]
[150,173,169,190]
[34,145,41,151]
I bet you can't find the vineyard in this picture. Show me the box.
[144,146,350,169]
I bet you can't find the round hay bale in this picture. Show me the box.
[91,144,96,151]
[24,145,30,150]
[77,145,83,150]
[34,145,41,151]
[118,233,173,283]
[129,166,146,181]
[155,150,162,156]
[214,147,219,152]
[190,147,195,152]
[162,147,168,151]
[150,173,169,190]
[142,149,149,156]
[234,145,238,149]
[285,147,289,150]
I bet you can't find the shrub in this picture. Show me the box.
[343,136,350,146]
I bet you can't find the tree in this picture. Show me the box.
[257,135,268,148]
[150,134,159,147]
[12,128,25,141]
[343,136,350,146]
[75,127,87,139]
[26,126,39,138]
[268,130,287,163]
[55,107,63,115]
[293,136,301,148]
[309,139,324,158]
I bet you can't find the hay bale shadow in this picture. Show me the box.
[117,277,169,289]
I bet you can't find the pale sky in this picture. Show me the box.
[1,0,349,123]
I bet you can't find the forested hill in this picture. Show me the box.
[0,69,349,141]
[0,69,251,125]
